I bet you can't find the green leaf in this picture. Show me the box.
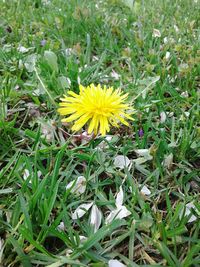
[44,50,58,73]
[7,236,32,267]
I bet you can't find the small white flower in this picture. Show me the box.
[114,155,131,169]
[152,29,161,38]
[66,176,86,195]
[108,259,126,267]
[72,202,93,220]
[140,185,151,196]
[90,205,102,232]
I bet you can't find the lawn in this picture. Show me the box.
[0,0,200,266]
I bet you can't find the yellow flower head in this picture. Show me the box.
[58,84,134,136]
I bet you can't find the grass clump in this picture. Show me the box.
[0,0,199,266]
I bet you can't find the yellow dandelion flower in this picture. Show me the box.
[58,84,134,136]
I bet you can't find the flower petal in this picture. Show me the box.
[72,202,93,220]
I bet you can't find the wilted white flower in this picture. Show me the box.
[174,25,179,32]
[134,149,153,160]
[181,91,189,98]
[106,206,131,224]
[106,186,131,224]
[160,111,167,123]
[163,153,173,169]
[66,176,86,195]
[184,112,190,117]
[180,202,199,223]
[65,48,73,56]
[90,205,102,232]
[57,221,65,232]
[163,37,168,44]
[41,120,56,142]
[140,185,151,196]
[116,186,124,207]
[17,45,29,53]
[23,169,30,180]
[72,202,93,220]
[110,70,120,80]
[152,29,161,38]
[114,155,131,169]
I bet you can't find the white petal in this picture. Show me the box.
[66,249,73,256]
[77,76,81,84]
[79,235,87,242]
[163,153,173,169]
[57,221,65,232]
[116,186,124,207]
[72,202,93,220]
[111,70,120,80]
[0,238,4,251]
[108,259,126,267]
[160,111,167,123]
[66,176,86,195]
[65,48,73,56]
[18,45,29,53]
[134,149,153,160]
[106,206,131,224]
[152,29,161,37]
[140,185,151,196]
[90,205,102,232]
[23,169,30,180]
[181,91,189,98]
[114,155,131,169]
[180,202,198,223]
[165,51,170,60]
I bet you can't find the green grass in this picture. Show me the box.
[0,0,200,266]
